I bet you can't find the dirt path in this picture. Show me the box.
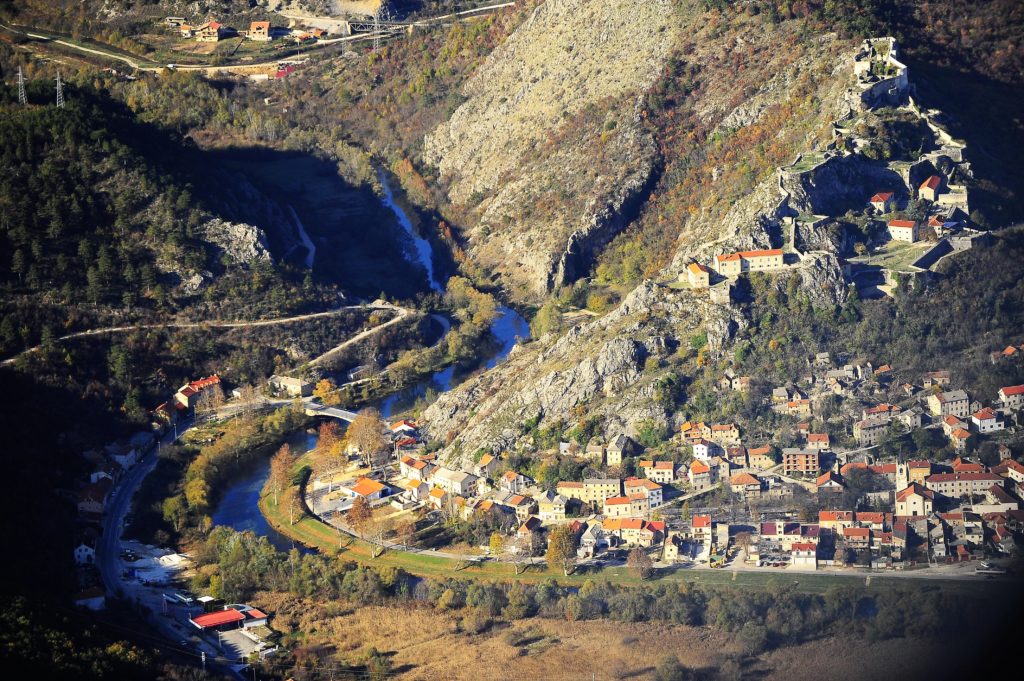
[1,302,411,367]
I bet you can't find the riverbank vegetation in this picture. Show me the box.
[187,523,1010,680]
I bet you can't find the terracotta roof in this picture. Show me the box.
[888,219,916,228]
[972,408,998,421]
[908,460,931,470]
[478,454,495,466]
[692,514,711,528]
[819,510,853,522]
[690,460,710,474]
[711,424,737,431]
[687,262,710,274]
[843,527,870,538]
[816,471,843,487]
[927,471,999,483]
[428,487,446,499]
[351,478,386,496]
[715,248,783,262]
[730,472,760,486]
[870,191,894,202]
[246,609,268,620]
[808,433,829,443]
[748,445,771,456]
[920,175,942,190]
[251,21,270,30]
[951,428,971,440]
[556,481,583,488]
[791,542,817,552]
[1000,384,1024,396]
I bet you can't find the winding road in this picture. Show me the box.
[1,301,413,367]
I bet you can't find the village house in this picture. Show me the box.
[639,459,676,484]
[853,415,890,446]
[349,477,387,501]
[680,421,712,440]
[624,477,664,507]
[791,542,818,569]
[710,423,741,445]
[842,526,871,550]
[863,403,901,421]
[687,460,714,490]
[869,191,896,213]
[713,248,785,277]
[819,510,854,532]
[919,174,944,202]
[399,455,434,481]
[475,453,500,479]
[941,415,968,437]
[611,518,665,548]
[897,407,923,430]
[584,440,606,463]
[432,469,479,498]
[248,20,271,41]
[78,479,112,517]
[694,438,724,462]
[748,445,776,470]
[730,472,762,499]
[781,399,812,417]
[603,494,649,518]
[908,460,932,485]
[949,427,971,452]
[971,407,1004,434]
[195,21,224,42]
[506,494,536,522]
[428,487,448,510]
[887,219,918,243]
[691,514,713,546]
[992,459,1024,485]
[398,478,430,504]
[268,374,312,397]
[807,433,830,451]
[105,441,139,470]
[174,375,221,409]
[537,490,567,522]
[685,262,711,288]
[816,471,845,494]
[998,384,1024,410]
[922,370,951,388]
[605,434,637,467]
[558,478,621,510]
[516,516,543,541]
[782,448,819,476]
[926,471,1002,498]
[500,470,530,495]
[927,389,970,418]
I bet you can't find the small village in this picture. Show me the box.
[289,347,1024,576]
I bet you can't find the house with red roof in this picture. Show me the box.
[174,375,221,409]
[869,191,895,213]
[730,472,762,498]
[925,471,1001,498]
[639,459,677,484]
[896,483,934,516]
[919,174,944,201]
[195,21,224,42]
[249,20,271,41]
[970,407,1004,434]
[887,219,918,243]
[687,459,713,490]
[685,262,711,288]
[816,471,844,493]
[790,542,818,569]
[713,248,784,277]
[999,384,1024,410]
[807,433,830,451]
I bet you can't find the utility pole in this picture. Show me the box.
[55,72,65,108]
[17,67,27,105]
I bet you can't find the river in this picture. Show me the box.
[212,166,530,537]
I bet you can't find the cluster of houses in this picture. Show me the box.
[165,16,326,43]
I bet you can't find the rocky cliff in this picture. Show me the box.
[423,0,676,300]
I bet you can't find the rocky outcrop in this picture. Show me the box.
[797,252,849,307]
[422,281,745,467]
[198,218,273,265]
[781,154,906,216]
[423,0,675,299]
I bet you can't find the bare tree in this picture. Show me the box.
[627,547,654,580]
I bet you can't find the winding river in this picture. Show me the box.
[212,168,530,535]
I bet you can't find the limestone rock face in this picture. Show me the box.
[423,0,675,300]
[797,252,850,308]
[422,281,746,468]
[198,218,273,265]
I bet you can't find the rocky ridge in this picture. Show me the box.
[423,0,675,300]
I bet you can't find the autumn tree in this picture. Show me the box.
[313,378,341,406]
[488,532,504,557]
[546,525,578,576]
[627,547,654,580]
[348,496,372,533]
[269,443,294,506]
[316,421,345,462]
[345,407,387,466]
